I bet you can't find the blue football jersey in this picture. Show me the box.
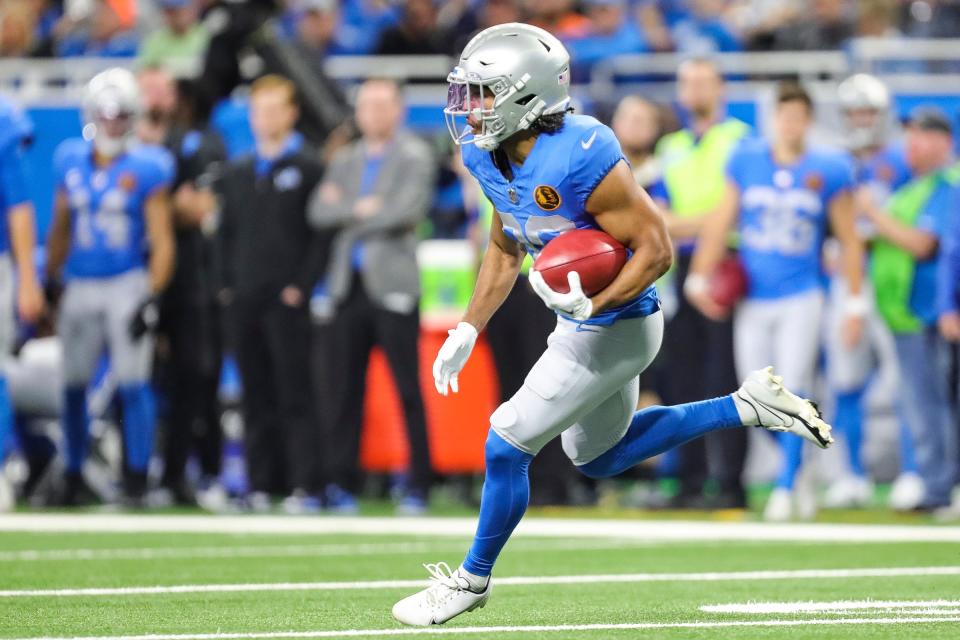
[54,139,174,279]
[728,138,854,300]
[0,96,34,255]
[461,114,659,326]
[856,143,911,201]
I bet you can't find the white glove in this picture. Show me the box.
[529,270,593,322]
[432,322,478,396]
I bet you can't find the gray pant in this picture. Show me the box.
[58,270,153,386]
[894,328,958,506]
[0,254,15,356]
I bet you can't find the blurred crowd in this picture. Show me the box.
[0,0,957,521]
[1,0,960,66]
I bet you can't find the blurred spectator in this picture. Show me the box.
[525,0,591,40]
[0,1,37,56]
[452,0,521,57]
[294,0,339,56]
[137,66,227,507]
[55,0,138,57]
[337,0,399,54]
[28,0,63,55]
[637,0,678,51]
[654,58,748,509]
[215,75,327,512]
[728,0,798,50]
[308,79,436,514]
[772,0,854,50]
[138,0,210,79]
[939,170,960,344]
[856,0,900,37]
[565,0,648,77]
[671,0,743,53]
[375,0,449,55]
[611,95,666,196]
[899,0,960,38]
[861,107,959,510]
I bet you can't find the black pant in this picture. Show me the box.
[233,294,318,494]
[326,277,432,495]
[160,301,223,490]
[662,252,746,502]
[487,276,574,505]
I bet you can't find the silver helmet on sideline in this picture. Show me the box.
[837,73,892,152]
[444,22,571,151]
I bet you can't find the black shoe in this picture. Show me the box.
[122,470,148,509]
[57,472,99,507]
[711,491,748,510]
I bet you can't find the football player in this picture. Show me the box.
[0,95,44,511]
[46,68,175,506]
[391,23,833,626]
[686,82,864,521]
[824,74,923,511]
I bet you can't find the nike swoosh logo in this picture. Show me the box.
[581,131,597,150]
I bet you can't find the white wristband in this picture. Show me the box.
[683,273,709,296]
[844,294,870,318]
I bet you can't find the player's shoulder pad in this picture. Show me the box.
[53,138,90,175]
[130,143,176,190]
[565,114,621,166]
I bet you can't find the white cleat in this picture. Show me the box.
[763,487,794,522]
[889,472,925,511]
[823,475,874,509]
[735,367,834,449]
[392,562,490,626]
[0,473,13,513]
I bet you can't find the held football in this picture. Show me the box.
[533,229,628,296]
[710,254,748,309]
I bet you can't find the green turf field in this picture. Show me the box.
[1,514,959,639]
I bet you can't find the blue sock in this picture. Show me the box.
[120,383,156,472]
[898,419,919,475]
[0,377,11,461]
[774,431,804,490]
[462,430,533,577]
[63,386,89,474]
[578,397,742,479]
[834,388,866,477]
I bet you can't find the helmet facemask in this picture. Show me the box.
[445,66,544,151]
[82,68,141,159]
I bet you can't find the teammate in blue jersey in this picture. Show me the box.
[45,68,175,506]
[686,82,865,521]
[392,23,834,627]
[0,96,45,512]
[822,74,923,511]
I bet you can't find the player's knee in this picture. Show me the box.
[575,454,616,480]
[484,429,531,469]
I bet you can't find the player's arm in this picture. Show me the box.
[144,188,175,295]
[858,186,939,259]
[829,188,867,345]
[463,214,524,332]
[685,180,740,319]
[584,160,673,315]
[8,202,43,322]
[45,190,71,282]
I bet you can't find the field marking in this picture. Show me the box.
[2,514,960,543]
[8,617,960,640]
[702,599,960,614]
[3,566,959,598]
[0,539,655,563]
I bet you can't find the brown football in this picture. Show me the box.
[534,229,627,296]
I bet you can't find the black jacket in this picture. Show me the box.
[217,141,328,300]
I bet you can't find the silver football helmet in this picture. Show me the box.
[82,67,141,158]
[837,73,891,152]
[445,22,571,151]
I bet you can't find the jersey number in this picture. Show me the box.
[499,212,576,252]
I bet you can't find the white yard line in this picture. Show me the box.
[8,617,960,640]
[2,514,960,542]
[701,599,960,614]
[3,566,959,598]
[0,539,657,563]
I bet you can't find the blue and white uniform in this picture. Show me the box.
[0,96,33,462]
[461,114,665,464]
[728,138,854,395]
[53,138,173,475]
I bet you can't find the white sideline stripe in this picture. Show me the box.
[702,599,960,614]
[9,618,960,640]
[2,514,960,542]
[0,539,652,563]
[3,566,959,598]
